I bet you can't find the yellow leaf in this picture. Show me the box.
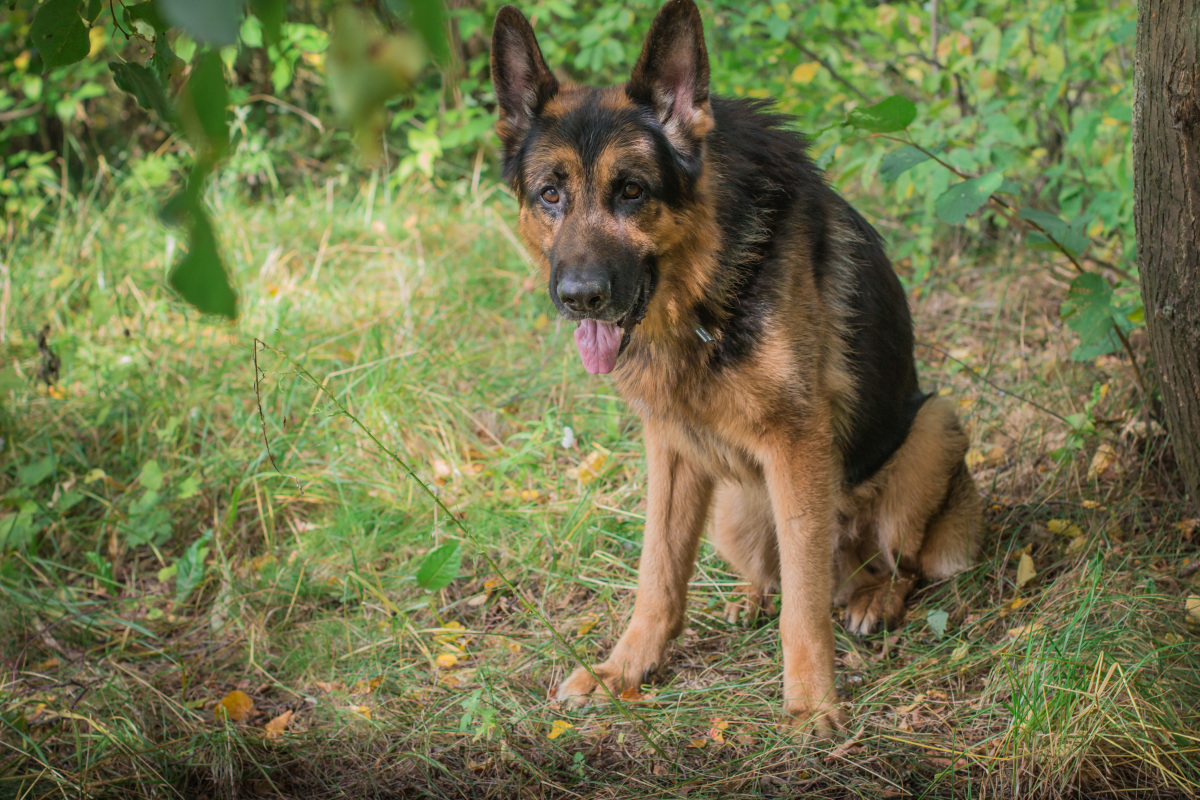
[1007,623,1045,639]
[936,36,953,60]
[215,690,254,723]
[951,642,969,661]
[506,641,522,654]
[1088,443,1118,480]
[519,489,541,502]
[791,61,820,84]
[347,704,372,719]
[264,709,294,739]
[570,450,608,485]
[1067,534,1088,553]
[1010,597,1029,610]
[1047,519,1082,538]
[533,313,549,331]
[1186,596,1200,623]
[877,4,898,26]
[547,719,573,740]
[576,617,597,636]
[708,718,728,743]
[897,694,926,714]
[1081,500,1101,509]
[966,445,1007,469]
[955,32,971,55]
[1016,553,1037,588]
[352,676,383,694]
[688,737,707,749]
[436,653,458,669]
[314,681,345,694]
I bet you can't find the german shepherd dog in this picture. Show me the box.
[491,0,981,733]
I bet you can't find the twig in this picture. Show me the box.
[251,340,304,494]
[917,340,1073,427]
[244,94,325,133]
[788,36,871,103]
[880,133,1151,403]
[252,338,676,768]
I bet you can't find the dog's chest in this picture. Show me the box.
[618,364,767,482]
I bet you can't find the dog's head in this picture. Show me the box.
[491,0,713,374]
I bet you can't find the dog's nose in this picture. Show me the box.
[558,276,610,314]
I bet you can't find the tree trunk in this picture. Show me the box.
[1134,0,1200,504]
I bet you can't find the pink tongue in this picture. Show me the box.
[574,319,623,375]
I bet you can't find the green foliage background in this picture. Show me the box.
[0,0,1146,562]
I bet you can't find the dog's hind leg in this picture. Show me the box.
[711,480,781,624]
[843,397,979,635]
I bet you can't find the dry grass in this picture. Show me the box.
[0,169,1197,799]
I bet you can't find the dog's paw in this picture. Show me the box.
[556,661,650,707]
[843,579,912,636]
[782,700,849,741]
[723,585,778,625]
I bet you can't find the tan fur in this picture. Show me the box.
[498,3,982,737]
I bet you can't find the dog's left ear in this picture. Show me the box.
[627,0,713,150]
[491,6,559,150]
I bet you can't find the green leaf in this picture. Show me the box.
[110,62,173,120]
[167,198,238,319]
[158,0,242,46]
[126,2,170,34]
[926,608,949,637]
[385,0,449,63]
[138,459,165,491]
[175,530,212,602]
[934,172,1003,224]
[18,457,56,487]
[249,0,285,47]
[880,146,929,181]
[86,0,105,23]
[1060,272,1127,360]
[177,51,229,159]
[846,95,917,133]
[29,0,90,73]
[416,541,461,590]
[1020,208,1089,257]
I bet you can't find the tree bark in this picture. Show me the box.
[1135,0,1200,504]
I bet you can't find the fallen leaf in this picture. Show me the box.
[1088,443,1118,480]
[264,709,294,739]
[619,685,645,702]
[966,444,1007,469]
[1010,597,1029,610]
[546,719,573,740]
[35,658,60,671]
[1006,623,1046,639]
[466,593,488,606]
[576,617,597,636]
[951,642,969,661]
[687,737,707,749]
[215,690,254,723]
[347,704,371,719]
[1186,596,1200,624]
[897,694,926,715]
[432,459,452,484]
[314,681,345,694]
[1176,519,1197,541]
[351,677,382,694]
[1047,519,1082,537]
[1016,553,1037,588]
[569,450,608,485]
[436,653,458,669]
[708,717,729,743]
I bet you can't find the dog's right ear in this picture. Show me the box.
[491,6,558,147]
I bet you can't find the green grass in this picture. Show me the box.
[1,168,1198,799]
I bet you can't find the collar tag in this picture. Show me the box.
[695,326,714,343]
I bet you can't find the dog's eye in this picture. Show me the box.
[622,182,643,200]
[541,187,560,204]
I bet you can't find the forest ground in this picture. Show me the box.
[2,173,1198,799]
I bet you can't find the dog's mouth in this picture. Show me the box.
[572,270,653,375]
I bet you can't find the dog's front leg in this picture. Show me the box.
[761,427,848,736]
[557,421,713,706]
